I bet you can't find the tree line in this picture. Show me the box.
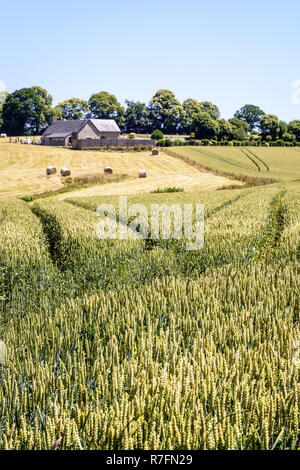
[1,87,300,142]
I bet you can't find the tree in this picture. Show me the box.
[234,104,265,131]
[199,101,220,120]
[54,98,89,120]
[2,86,53,135]
[282,132,294,142]
[0,91,8,105]
[277,121,288,139]
[88,91,125,128]
[0,91,8,130]
[148,89,184,134]
[182,99,203,133]
[288,120,300,141]
[124,100,151,134]
[191,112,219,139]
[217,119,234,140]
[259,114,280,140]
[228,118,250,140]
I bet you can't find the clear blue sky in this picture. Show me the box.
[1,0,299,122]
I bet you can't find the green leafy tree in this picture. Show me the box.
[124,100,151,133]
[288,120,300,141]
[234,104,265,131]
[199,101,220,120]
[148,89,184,134]
[0,91,8,105]
[0,91,8,129]
[88,91,125,128]
[259,114,280,140]
[282,132,294,142]
[191,112,219,139]
[277,121,288,139]
[228,118,250,140]
[217,119,234,140]
[53,98,89,120]
[2,86,53,135]
[182,99,203,133]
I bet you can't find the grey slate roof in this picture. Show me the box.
[43,119,121,137]
[43,120,86,137]
[90,119,121,133]
[44,133,71,138]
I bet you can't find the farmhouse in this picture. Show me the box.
[41,119,121,147]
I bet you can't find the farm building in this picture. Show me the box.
[41,119,121,147]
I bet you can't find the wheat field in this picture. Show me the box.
[0,181,299,449]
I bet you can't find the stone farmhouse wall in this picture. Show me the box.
[42,137,68,146]
[75,138,155,150]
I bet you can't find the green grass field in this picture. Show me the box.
[0,143,299,450]
[170,146,300,182]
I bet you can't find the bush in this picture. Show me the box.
[156,139,166,147]
[201,139,210,146]
[19,195,36,202]
[151,129,164,141]
[151,187,184,193]
[128,133,135,139]
[220,140,229,146]
[165,139,173,147]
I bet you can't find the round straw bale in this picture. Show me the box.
[46,166,57,175]
[0,134,7,138]
[138,169,147,178]
[104,166,113,174]
[61,168,71,177]
[152,147,159,155]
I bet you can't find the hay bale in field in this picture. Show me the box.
[46,166,57,175]
[152,147,159,156]
[61,168,71,177]
[104,166,113,174]
[0,133,7,138]
[138,169,147,178]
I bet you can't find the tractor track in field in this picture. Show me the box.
[245,148,270,171]
[31,204,69,271]
[239,148,261,171]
